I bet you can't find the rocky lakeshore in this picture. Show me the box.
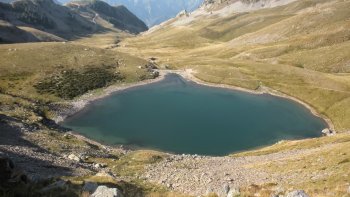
[1,69,348,197]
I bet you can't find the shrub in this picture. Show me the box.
[34,68,124,99]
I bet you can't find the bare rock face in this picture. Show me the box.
[286,190,309,197]
[90,185,124,197]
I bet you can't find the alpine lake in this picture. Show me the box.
[62,74,327,156]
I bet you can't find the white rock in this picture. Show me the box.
[227,188,240,197]
[286,190,309,197]
[347,186,350,194]
[90,185,123,197]
[68,154,81,162]
[321,128,336,136]
[94,163,102,169]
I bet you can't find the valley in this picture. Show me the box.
[0,0,349,197]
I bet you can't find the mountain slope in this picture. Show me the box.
[120,0,350,132]
[0,0,147,43]
[0,0,97,40]
[58,0,204,27]
[67,0,147,33]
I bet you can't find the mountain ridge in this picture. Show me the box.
[0,0,148,43]
[55,0,204,27]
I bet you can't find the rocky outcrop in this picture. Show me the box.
[176,10,189,18]
[68,154,82,162]
[91,185,124,197]
[321,128,336,136]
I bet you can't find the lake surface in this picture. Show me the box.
[62,74,327,156]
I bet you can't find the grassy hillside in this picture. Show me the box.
[0,41,156,123]
[119,0,350,132]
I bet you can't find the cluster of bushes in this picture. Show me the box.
[34,68,124,100]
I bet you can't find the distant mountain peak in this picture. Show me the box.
[57,0,204,27]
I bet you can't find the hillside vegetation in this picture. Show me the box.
[120,0,350,132]
[0,41,157,123]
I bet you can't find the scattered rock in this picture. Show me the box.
[145,63,158,69]
[83,182,98,194]
[223,184,230,194]
[347,185,350,194]
[321,128,336,136]
[227,187,240,197]
[286,190,309,197]
[94,163,107,169]
[166,183,172,188]
[68,154,81,162]
[90,185,124,197]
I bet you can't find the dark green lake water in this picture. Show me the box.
[62,74,327,156]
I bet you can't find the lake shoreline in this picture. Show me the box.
[173,69,334,132]
[53,74,166,123]
[54,68,333,138]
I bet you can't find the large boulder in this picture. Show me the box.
[286,190,309,197]
[68,154,82,162]
[90,185,124,197]
[321,128,336,136]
